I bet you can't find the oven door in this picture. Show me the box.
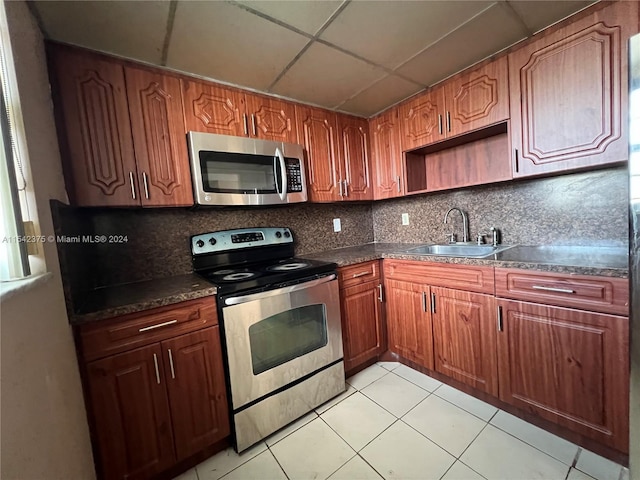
[221,274,343,410]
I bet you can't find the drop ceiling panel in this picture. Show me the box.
[396,3,529,86]
[320,0,493,69]
[506,0,596,34]
[32,0,169,64]
[235,0,344,35]
[271,42,387,109]
[167,1,309,91]
[338,75,424,117]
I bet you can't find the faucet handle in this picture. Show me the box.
[476,233,485,245]
[446,233,457,244]
[489,227,500,247]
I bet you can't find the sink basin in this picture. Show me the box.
[405,244,515,258]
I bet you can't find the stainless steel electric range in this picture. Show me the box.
[191,227,346,452]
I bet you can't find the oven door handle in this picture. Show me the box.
[275,147,287,202]
[224,274,336,306]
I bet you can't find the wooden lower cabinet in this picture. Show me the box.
[384,279,434,370]
[496,298,629,453]
[432,287,498,396]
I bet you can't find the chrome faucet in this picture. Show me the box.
[444,207,470,243]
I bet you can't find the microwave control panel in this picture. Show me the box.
[285,160,303,192]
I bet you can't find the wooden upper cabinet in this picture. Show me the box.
[400,87,446,150]
[370,108,404,200]
[509,1,637,178]
[125,67,193,206]
[296,105,341,202]
[445,56,509,137]
[246,94,297,143]
[181,79,246,136]
[48,46,138,207]
[337,114,372,201]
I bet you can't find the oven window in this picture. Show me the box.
[248,304,328,375]
[199,151,277,194]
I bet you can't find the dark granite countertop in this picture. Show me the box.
[71,273,216,325]
[303,243,629,278]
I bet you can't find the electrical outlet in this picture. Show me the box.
[333,218,341,232]
[401,213,409,225]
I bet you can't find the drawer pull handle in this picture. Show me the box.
[531,285,575,294]
[153,353,161,384]
[352,272,369,278]
[139,319,178,332]
[168,349,176,379]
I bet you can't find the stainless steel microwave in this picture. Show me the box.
[188,132,307,206]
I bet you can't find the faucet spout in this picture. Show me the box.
[444,207,470,243]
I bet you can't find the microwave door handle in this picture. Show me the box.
[224,274,336,306]
[275,147,287,201]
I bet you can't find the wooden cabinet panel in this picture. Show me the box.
[495,268,629,316]
[385,279,434,369]
[432,287,498,396]
[497,299,629,452]
[296,106,341,202]
[86,343,175,480]
[181,79,246,136]
[125,67,193,206]
[49,46,138,207]
[340,281,384,371]
[162,328,230,461]
[247,94,297,143]
[400,87,445,150]
[445,56,509,136]
[370,108,404,199]
[509,2,637,177]
[338,115,372,201]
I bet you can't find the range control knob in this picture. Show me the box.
[209,237,217,245]
[275,231,282,238]
[196,239,205,248]
[284,231,291,238]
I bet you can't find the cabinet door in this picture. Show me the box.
[338,114,372,201]
[247,94,297,143]
[400,87,445,150]
[370,109,404,199]
[340,280,383,372]
[497,299,629,453]
[182,79,247,136]
[86,344,175,480]
[125,67,194,207]
[49,46,138,207]
[385,279,434,369]
[162,327,230,461]
[432,287,498,396]
[445,57,509,137]
[296,106,341,202]
[509,2,637,178]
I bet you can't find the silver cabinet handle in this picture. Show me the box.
[497,305,503,332]
[378,284,383,302]
[431,292,436,314]
[129,171,136,200]
[138,319,178,332]
[153,353,160,384]
[352,271,369,278]
[446,111,451,132]
[438,114,443,134]
[397,176,401,192]
[421,291,427,312]
[344,180,348,197]
[531,285,575,294]
[243,113,249,136]
[251,114,257,136]
[142,172,150,199]
[168,349,176,379]
[339,178,343,196]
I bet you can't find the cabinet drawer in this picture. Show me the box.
[338,260,380,288]
[78,297,218,361]
[383,260,495,294]
[495,268,629,316]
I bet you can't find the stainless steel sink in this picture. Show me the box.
[405,244,515,258]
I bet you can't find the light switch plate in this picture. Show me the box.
[402,213,409,225]
[333,218,341,232]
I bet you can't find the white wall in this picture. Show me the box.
[0,0,95,478]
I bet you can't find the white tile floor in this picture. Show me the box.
[175,363,629,480]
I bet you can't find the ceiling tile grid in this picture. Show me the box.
[31,0,597,117]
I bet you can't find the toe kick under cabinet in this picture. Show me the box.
[75,297,230,480]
